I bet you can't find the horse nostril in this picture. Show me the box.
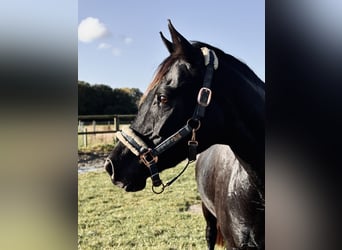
[104,158,115,179]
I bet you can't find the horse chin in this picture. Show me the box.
[113,180,146,192]
[124,183,146,192]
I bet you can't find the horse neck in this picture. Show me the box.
[212,60,265,179]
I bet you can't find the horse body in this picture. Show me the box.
[196,144,264,249]
[104,20,264,249]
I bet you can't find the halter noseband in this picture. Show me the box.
[116,47,218,193]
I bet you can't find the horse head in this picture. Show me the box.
[105,20,265,192]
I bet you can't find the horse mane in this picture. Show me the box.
[191,41,265,90]
[139,41,264,105]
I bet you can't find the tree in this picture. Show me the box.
[78,81,143,115]
[120,87,143,106]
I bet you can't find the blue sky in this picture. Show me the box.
[78,0,264,92]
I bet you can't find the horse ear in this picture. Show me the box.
[167,20,193,55]
[160,31,174,54]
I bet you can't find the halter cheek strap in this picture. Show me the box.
[192,47,218,119]
[116,47,218,192]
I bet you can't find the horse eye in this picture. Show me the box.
[158,94,168,104]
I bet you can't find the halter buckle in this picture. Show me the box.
[140,148,158,167]
[197,87,212,107]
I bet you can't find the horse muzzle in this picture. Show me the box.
[104,158,115,180]
[104,158,134,190]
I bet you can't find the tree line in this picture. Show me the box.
[78,81,143,115]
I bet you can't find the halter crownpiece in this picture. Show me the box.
[201,47,219,69]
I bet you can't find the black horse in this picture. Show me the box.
[105,20,264,249]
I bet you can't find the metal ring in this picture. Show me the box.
[152,183,165,194]
[187,118,201,131]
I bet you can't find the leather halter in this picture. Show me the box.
[116,47,218,192]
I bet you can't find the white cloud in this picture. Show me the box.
[123,37,133,45]
[78,17,109,43]
[98,43,112,49]
[112,48,121,56]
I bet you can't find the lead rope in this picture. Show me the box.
[152,125,200,194]
[152,159,195,194]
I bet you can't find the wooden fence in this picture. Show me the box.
[78,114,136,147]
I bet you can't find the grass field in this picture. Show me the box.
[78,161,222,250]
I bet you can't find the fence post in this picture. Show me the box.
[113,116,116,131]
[83,128,87,147]
[114,115,120,132]
[115,115,120,131]
[92,120,96,133]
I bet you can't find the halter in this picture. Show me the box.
[115,47,218,193]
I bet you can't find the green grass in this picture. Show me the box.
[78,162,217,250]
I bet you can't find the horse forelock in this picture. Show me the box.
[139,42,221,106]
[139,55,180,105]
[139,42,213,106]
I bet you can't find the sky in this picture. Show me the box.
[78,0,265,92]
